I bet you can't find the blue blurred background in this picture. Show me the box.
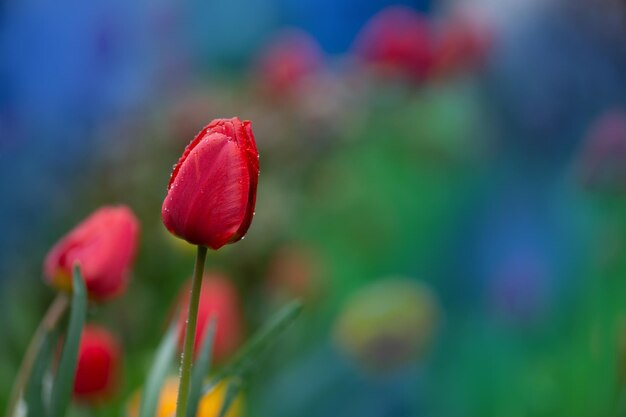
[3,0,626,415]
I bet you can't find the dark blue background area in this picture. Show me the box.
[279,0,430,53]
[0,0,431,279]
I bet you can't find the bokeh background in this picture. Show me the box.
[3,0,626,415]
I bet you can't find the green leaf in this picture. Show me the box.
[23,329,56,417]
[48,265,87,417]
[206,300,303,392]
[216,379,241,417]
[185,318,216,417]
[138,316,179,417]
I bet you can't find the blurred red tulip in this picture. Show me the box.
[44,206,139,301]
[256,29,324,98]
[176,274,243,362]
[433,9,493,77]
[73,325,121,401]
[162,117,259,250]
[354,6,434,81]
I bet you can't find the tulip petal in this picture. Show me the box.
[229,121,259,243]
[44,206,139,300]
[163,132,251,249]
[73,325,121,400]
[162,117,259,249]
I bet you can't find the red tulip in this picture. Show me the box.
[73,325,121,401]
[256,29,324,98]
[44,206,140,301]
[176,274,243,362]
[354,6,434,81]
[162,117,259,250]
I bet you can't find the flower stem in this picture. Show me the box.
[175,245,208,417]
[5,293,69,417]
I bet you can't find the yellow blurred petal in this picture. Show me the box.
[127,377,243,417]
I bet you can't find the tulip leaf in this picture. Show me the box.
[23,329,56,417]
[48,265,87,417]
[216,379,241,417]
[138,316,179,417]
[205,300,302,392]
[185,317,216,417]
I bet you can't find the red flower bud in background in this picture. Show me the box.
[433,7,493,78]
[256,29,324,99]
[162,118,259,250]
[176,274,243,362]
[167,89,216,144]
[44,206,140,301]
[73,325,121,401]
[354,6,434,82]
[266,244,323,302]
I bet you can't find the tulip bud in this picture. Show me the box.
[333,278,439,372]
[162,118,259,250]
[44,205,140,301]
[73,325,121,401]
[176,274,243,362]
[354,6,434,82]
[256,29,324,99]
[127,377,243,417]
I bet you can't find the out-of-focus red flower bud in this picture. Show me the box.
[168,90,216,143]
[577,109,626,190]
[266,244,323,301]
[433,8,493,77]
[176,274,244,362]
[256,29,324,99]
[354,6,434,81]
[162,117,259,250]
[73,325,121,401]
[44,206,140,301]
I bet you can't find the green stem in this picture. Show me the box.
[175,245,208,417]
[5,293,68,417]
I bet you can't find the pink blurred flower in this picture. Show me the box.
[176,274,244,362]
[44,206,140,301]
[256,29,324,99]
[354,7,434,82]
